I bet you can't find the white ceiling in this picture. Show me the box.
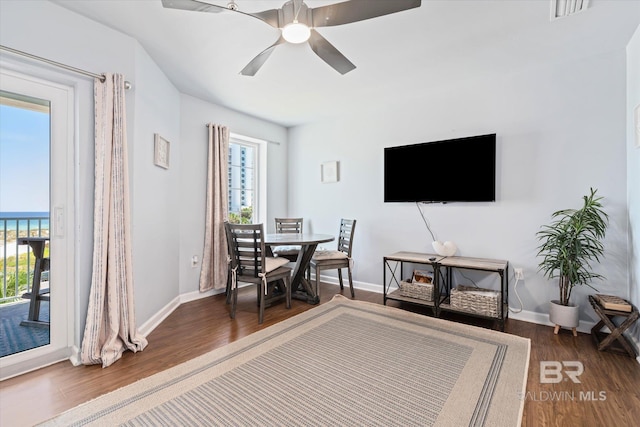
[52,0,639,127]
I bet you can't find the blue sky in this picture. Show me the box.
[0,104,50,213]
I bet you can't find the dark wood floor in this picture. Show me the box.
[1,283,639,426]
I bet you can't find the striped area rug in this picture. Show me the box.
[41,295,530,426]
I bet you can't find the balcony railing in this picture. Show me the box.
[0,215,49,304]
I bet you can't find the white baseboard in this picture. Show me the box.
[123,278,640,370]
[69,345,81,366]
[137,288,223,337]
[92,277,640,370]
[316,274,598,333]
[316,274,381,294]
[179,287,222,304]
[137,296,181,338]
[507,308,595,334]
[2,288,224,380]
[6,278,635,380]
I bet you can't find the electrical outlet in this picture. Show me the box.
[515,268,524,280]
[191,255,199,267]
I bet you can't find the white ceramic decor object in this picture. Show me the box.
[549,300,580,328]
[432,241,457,257]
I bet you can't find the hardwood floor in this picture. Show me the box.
[1,283,639,426]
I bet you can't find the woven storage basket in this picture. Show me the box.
[450,285,500,317]
[399,281,434,301]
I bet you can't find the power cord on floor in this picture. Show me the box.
[509,275,523,313]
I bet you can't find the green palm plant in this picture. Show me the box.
[536,188,608,306]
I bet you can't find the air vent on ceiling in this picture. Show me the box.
[551,0,589,20]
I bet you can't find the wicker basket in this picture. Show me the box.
[450,285,500,317]
[399,280,434,301]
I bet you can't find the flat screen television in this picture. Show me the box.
[384,133,496,203]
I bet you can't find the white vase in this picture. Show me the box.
[432,240,457,256]
[549,300,580,334]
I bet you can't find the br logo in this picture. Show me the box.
[540,361,584,383]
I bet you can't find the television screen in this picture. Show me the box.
[384,134,496,203]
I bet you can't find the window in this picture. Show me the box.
[227,134,266,224]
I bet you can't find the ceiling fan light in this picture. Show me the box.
[282,21,311,44]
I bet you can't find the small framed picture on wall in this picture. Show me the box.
[321,161,339,183]
[154,134,170,169]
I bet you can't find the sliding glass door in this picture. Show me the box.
[0,69,74,377]
[0,90,51,356]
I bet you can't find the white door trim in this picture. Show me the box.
[0,69,76,380]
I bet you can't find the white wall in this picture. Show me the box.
[0,0,136,347]
[0,0,289,359]
[1,0,637,366]
[289,49,630,323]
[130,45,182,323]
[178,94,288,295]
[626,25,640,348]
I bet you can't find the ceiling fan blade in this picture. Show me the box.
[161,0,225,13]
[240,36,287,76]
[311,0,421,28]
[308,29,355,75]
[247,9,281,28]
[162,0,280,27]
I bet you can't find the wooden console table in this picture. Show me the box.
[383,252,509,330]
[18,237,50,328]
[437,255,509,331]
[383,252,442,316]
[588,295,638,358]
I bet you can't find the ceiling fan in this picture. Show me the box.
[161,0,422,76]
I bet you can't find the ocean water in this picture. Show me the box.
[0,212,50,232]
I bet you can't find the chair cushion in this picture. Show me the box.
[312,250,348,260]
[264,256,290,273]
[272,245,301,256]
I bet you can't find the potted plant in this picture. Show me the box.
[536,188,608,335]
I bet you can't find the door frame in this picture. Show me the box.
[0,68,76,380]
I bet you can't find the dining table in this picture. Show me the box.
[264,233,334,304]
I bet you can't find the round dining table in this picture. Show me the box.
[264,233,334,304]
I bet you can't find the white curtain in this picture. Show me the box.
[80,73,147,367]
[199,123,229,292]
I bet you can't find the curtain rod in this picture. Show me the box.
[0,45,132,90]
[204,123,281,145]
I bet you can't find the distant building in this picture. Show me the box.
[228,142,254,218]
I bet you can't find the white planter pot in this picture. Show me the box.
[549,300,580,333]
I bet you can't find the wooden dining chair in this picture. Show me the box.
[309,219,357,298]
[271,217,304,262]
[224,225,234,305]
[225,222,292,324]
